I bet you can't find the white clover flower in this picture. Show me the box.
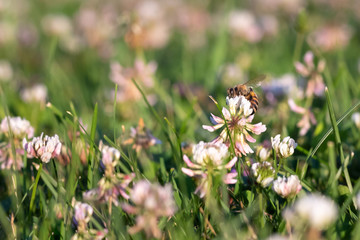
[0,116,34,139]
[257,146,271,161]
[20,84,48,105]
[352,112,360,129]
[283,194,338,230]
[99,141,120,168]
[251,161,275,187]
[203,96,266,157]
[228,10,263,43]
[0,60,13,82]
[73,202,93,225]
[356,193,360,210]
[83,143,134,206]
[271,134,297,158]
[182,141,238,198]
[122,180,176,238]
[273,175,302,198]
[41,14,73,37]
[192,141,229,166]
[23,133,62,163]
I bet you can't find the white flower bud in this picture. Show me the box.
[0,116,34,139]
[273,175,302,198]
[271,134,297,158]
[283,194,338,230]
[251,161,275,187]
[352,112,360,129]
[192,141,229,167]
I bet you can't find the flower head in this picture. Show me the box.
[23,133,62,163]
[73,202,93,227]
[110,59,157,103]
[256,145,271,162]
[251,161,275,187]
[84,142,134,205]
[352,112,360,129]
[0,116,35,170]
[0,60,13,82]
[99,141,120,170]
[271,134,297,158]
[283,194,338,230]
[203,96,266,157]
[273,175,302,198]
[356,193,360,210]
[181,141,238,197]
[83,172,135,205]
[20,84,48,106]
[122,180,176,238]
[310,24,352,52]
[71,201,107,240]
[228,10,263,43]
[294,51,325,97]
[0,147,24,170]
[123,118,161,152]
[1,116,34,139]
[288,99,317,136]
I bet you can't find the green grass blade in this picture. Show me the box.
[132,79,178,162]
[306,99,360,161]
[325,88,353,194]
[113,84,118,141]
[87,103,98,189]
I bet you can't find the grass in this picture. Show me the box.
[0,0,360,239]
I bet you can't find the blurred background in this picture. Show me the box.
[0,0,359,161]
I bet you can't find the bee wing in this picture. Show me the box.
[244,74,267,88]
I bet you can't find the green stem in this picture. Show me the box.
[293,33,304,62]
[30,163,43,212]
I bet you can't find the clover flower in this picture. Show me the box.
[181,141,238,197]
[0,116,35,170]
[41,14,73,38]
[124,3,170,50]
[83,143,134,206]
[73,202,93,230]
[99,142,120,169]
[123,118,161,152]
[271,134,297,158]
[294,51,326,97]
[310,24,352,52]
[356,193,360,210]
[1,116,34,140]
[203,96,266,157]
[0,60,13,82]
[0,147,24,170]
[273,175,302,198]
[83,173,135,206]
[110,59,156,103]
[352,112,360,129]
[71,201,107,240]
[256,145,271,162]
[20,84,48,106]
[228,10,263,43]
[251,161,275,187]
[283,194,338,230]
[23,133,61,163]
[288,99,317,136]
[122,180,176,239]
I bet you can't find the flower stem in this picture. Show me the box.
[30,162,43,212]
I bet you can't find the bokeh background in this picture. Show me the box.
[1,0,360,238]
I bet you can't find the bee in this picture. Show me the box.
[227,75,266,115]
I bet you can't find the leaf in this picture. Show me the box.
[338,185,350,196]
